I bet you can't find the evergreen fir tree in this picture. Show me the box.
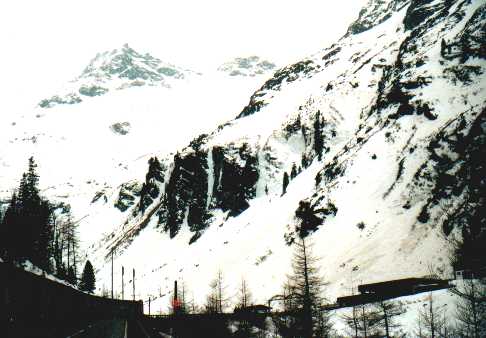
[440,39,447,57]
[301,153,309,169]
[314,111,324,161]
[290,163,298,179]
[283,172,290,196]
[146,156,164,183]
[67,266,77,285]
[0,192,20,260]
[34,200,54,272]
[0,157,54,272]
[56,262,67,280]
[79,260,96,293]
[0,209,3,256]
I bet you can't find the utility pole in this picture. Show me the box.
[132,268,136,301]
[111,249,114,299]
[182,283,185,312]
[174,280,178,315]
[122,266,124,300]
[149,297,151,316]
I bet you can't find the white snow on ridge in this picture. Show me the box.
[89,4,415,311]
[89,0,486,316]
[0,67,272,252]
[1,3,484,332]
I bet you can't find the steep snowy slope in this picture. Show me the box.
[86,0,485,313]
[0,47,276,247]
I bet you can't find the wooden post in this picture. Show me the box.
[121,266,124,300]
[111,249,114,299]
[174,280,178,301]
[133,268,135,301]
[174,280,178,315]
[149,297,151,316]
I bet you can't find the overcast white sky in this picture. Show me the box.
[0,0,366,109]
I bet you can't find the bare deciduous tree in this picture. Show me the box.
[205,269,228,314]
[237,277,253,309]
[372,300,406,337]
[416,293,447,338]
[284,237,331,337]
[454,278,486,338]
[342,305,360,337]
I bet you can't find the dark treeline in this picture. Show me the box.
[166,226,485,337]
[166,237,334,338]
[1,159,484,337]
[0,157,53,270]
[0,157,95,291]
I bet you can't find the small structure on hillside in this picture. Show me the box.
[234,304,272,315]
[336,277,452,308]
[454,267,486,280]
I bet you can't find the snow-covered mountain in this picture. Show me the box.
[218,56,276,77]
[80,0,485,313]
[38,44,199,108]
[1,0,484,324]
[0,47,277,250]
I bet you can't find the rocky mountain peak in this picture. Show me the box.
[218,56,276,77]
[38,44,196,108]
[79,43,186,83]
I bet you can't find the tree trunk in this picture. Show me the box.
[430,297,435,338]
[73,241,76,279]
[67,238,70,269]
[301,239,315,338]
[362,306,368,338]
[383,302,390,337]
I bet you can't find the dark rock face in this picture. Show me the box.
[153,141,259,240]
[38,94,82,108]
[347,0,408,35]
[115,0,483,249]
[110,122,131,135]
[114,181,142,212]
[162,149,209,238]
[211,144,259,216]
[459,4,486,60]
[79,85,108,97]
[415,108,486,235]
[369,0,483,123]
[403,0,438,31]
[137,157,165,214]
[291,0,484,247]
[237,60,319,119]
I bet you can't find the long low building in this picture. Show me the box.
[336,277,452,308]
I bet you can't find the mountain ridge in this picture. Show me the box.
[1,0,484,322]
[84,0,485,311]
